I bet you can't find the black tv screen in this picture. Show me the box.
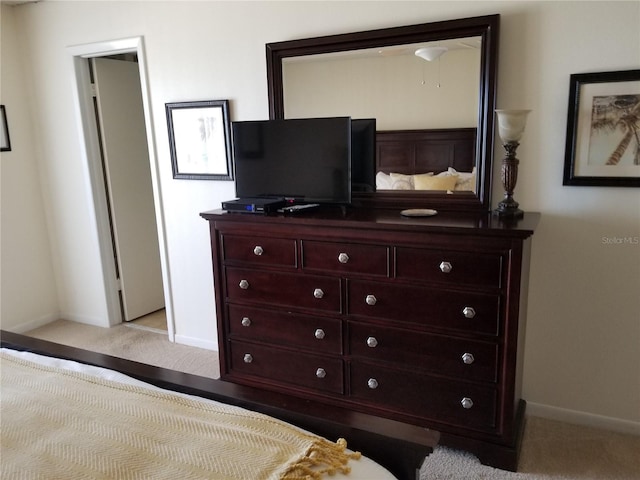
[232,117,352,204]
[351,119,377,193]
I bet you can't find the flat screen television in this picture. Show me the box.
[351,119,377,193]
[232,117,352,205]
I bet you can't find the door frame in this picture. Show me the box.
[68,37,175,341]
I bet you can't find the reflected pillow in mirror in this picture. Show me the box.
[376,171,438,190]
[414,174,459,191]
[389,172,415,190]
[412,172,435,185]
[376,171,394,189]
[376,172,414,190]
[447,167,477,192]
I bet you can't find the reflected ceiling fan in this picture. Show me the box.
[376,37,481,59]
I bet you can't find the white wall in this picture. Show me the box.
[3,1,639,432]
[0,4,60,332]
[284,47,480,129]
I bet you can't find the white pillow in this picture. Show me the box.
[389,173,414,190]
[376,171,394,190]
[448,167,477,192]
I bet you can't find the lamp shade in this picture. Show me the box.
[495,109,531,143]
[415,46,448,62]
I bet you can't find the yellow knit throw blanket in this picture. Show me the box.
[0,352,360,479]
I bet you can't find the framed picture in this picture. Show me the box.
[0,105,11,152]
[166,100,233,180]
[563,69,640,187]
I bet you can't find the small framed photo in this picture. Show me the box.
[563,69,640,187]
[166,100,233,180]
[0,105,11,152]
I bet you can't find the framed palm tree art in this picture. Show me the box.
[563,69,640,187]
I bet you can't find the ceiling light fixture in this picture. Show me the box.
[414,46,448,61]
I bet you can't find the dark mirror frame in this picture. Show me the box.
[266,14,499,212]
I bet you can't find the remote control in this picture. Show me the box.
[282,203,320,213]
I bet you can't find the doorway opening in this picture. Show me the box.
[69,37,174,341]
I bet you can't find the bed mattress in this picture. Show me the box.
[1,348,396,480]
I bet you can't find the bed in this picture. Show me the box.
[1,331,438,480]
[375,128,477,192]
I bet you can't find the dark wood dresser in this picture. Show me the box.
[201,207,538,472]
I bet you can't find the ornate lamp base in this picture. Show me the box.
[493,141,524,219]
[493,197,524,218]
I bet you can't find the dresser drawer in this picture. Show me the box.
[349,322,498,382]
[226,267,341,313]
[221,234,297,268]
[349,361,497,430]
[302,240,389,277]
[348,280,500,336]
[395,247,502,288]
[228,304,342,354]
[229,341,344,394]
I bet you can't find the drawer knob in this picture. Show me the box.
[462,306,476,319]
[337,252,350,264]
[439,261,453,273]
[367,378,379,389]
[316,368,326,379]
[313,288,324,299]
[365,294,377,306]
[253,245,264,256]
[461,397,474,409]
[461,353,475,365]
[243,353,253,364]
[241,317,251,327]
[239,279,250,290]
[314,328,325,339]
[366,336,378,348]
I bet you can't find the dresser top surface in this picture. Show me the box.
[201,207,539,239]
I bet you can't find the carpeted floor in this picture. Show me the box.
[22,319,640,479]
[24,318,217,378]
[422,416,640,479]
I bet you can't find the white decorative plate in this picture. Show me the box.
[400,209,438,217]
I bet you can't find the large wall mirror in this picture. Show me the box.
[266,15,499,212]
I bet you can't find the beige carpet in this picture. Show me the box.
[422,416,640,479]
[21,319,640,479]
[23,318,218,378]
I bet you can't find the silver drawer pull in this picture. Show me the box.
[461,397,474,409]
[338,252,350,264]
[239,279,250,290]
[253,245,264,256]
[440,261,453,273]
[365,294,377,306]
[316,368,326,379]
[366,336,378,348]
[462,306,476,318]
[313,288,324,299]
[241,317,251,327]
[314,328,325,339]
[461,353,475,365]
[243,353,253,364]
[367,378,379,389]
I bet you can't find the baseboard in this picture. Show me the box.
[5,314,60,334]
[174,334,217,351]
[527,401,640,436]
[60,313,112,328]
[7,313,115,334]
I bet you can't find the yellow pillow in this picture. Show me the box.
[414,174,459,191]
[412,172,434,184]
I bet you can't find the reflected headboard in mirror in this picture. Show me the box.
[266,14,499,212]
